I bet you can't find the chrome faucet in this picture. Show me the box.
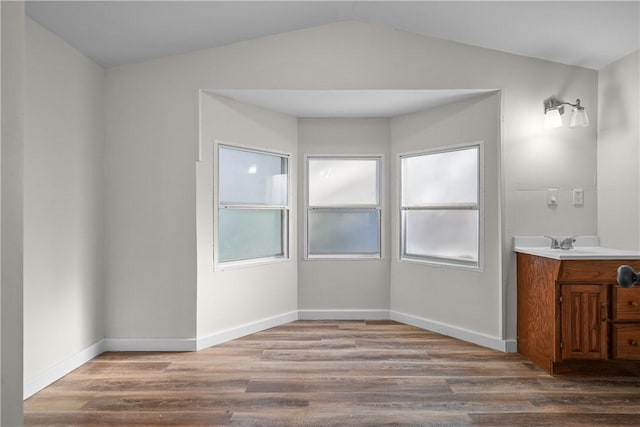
[544,235,576,250]
[544,235,560,249]
[559,236,576,250]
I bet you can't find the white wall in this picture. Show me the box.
[23,18,105,393]
[104,58,199,341]
[297,119,391,316]
[390,93,503,345]
[1,1,25,423]
[597,50,640,250]
[105,21,597,344]
[196,93,298,344]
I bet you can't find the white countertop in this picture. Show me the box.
[513,236,640,260]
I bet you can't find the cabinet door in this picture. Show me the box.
[561,284,608,360]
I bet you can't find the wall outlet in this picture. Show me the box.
[573,188,584,206]
[547,188,558,206]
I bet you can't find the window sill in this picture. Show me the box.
[304,255,382,261]
[400,256,482,272]
[215,256,290,272]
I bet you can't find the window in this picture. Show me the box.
[306,156,381,258]
[400,144,481,268]
[217,145,289,266]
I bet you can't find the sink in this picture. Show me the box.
[513,236,640,260]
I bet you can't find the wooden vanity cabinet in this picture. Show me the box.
[517,253,640,375]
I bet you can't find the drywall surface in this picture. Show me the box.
[105,21,597,342]
[196,93,298,339]
[1,2,25,423]
[24,18,105,385]
[297,118,391,312]
[104,55,200,340]
[390,93,502,338]
[597,50,640,250]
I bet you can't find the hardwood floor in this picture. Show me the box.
[25,320,640,426]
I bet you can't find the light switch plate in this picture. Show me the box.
[573,188,584,206]
[547,188,558,206]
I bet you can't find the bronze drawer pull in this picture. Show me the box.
[630,340,639,347]
[630,301,639,307]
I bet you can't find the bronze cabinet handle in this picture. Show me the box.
[629,340,639,347]
[630,301,639,307]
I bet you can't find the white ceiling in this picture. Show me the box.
[207,89,496,118]
[26,1,639,70]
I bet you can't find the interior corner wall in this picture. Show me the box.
[389,93,503,342]
[23,18,105,392]
[297,118,391,315]
[196,93,298,343]
[597,50,640,250]
[1,1,25,423]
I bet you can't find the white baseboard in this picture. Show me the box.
[103,337,197,352]
[298,309,390,320]
[504,339,518,353]
[196,310,299,351]
[24,340,106,399]
[390,311,517,353]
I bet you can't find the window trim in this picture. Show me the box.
[304,155,383,260]
[399,142,484,271]
[214,141,291,270]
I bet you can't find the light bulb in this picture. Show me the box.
[569,108,589,128]
[544,109,563,128]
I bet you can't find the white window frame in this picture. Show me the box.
[214,142,291,270]
[399,142,484,271]
[305,155,383,260]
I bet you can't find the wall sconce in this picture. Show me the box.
[543,96,590,129]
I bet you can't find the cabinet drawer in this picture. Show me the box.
[558,260,640,282]
[613,287,640,321]
[612,324,640,360]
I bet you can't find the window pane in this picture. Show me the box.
[218,209,284,262]
[403,210,478,262]
[308,209,379,255]
[309,158,378,206]
[219,146,288,205]
[402,147,478,206]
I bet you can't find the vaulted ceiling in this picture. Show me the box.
[26,1,639,70]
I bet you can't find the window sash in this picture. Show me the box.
[307,156,381,208]
[218,207,289,263]
[308,157,380,207]
[218,144,289,206]
[306,156,382,258]
[400,208,479,265]
[399,144,481,268]
[216,144,290,266]
[401,145,479,207]
[307,207,381,258]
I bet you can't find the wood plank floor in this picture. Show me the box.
[24,320,640,426]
